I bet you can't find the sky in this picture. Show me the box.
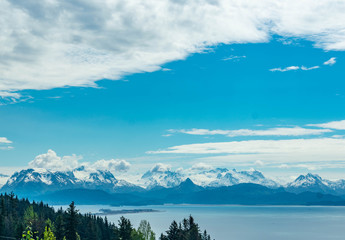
[1,0,345,182]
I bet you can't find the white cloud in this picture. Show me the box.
[28,149,131,172]
[277,163,321,170]
[29,149,81,171]
[324,57,336,66]
[332,135,345,138]
[1,0,345,94]
[278,164,289,169]
[150,163,171,173]
[0,137,12,144]
[269,56,336,73]
[191,162,212,171]
[223,55,246,61]
[162,134,172,137]
[270,66,300,72]
[0,137,13,150]
[0,91,32,105]
[91,159,131,172]
[0,146,13,150]
[170,126,332,137]
[270,65,320,72]
[295,164,321,171]
[301,66,320,71]
[307,120,345,130]
[148,138,345,163]
[255,160,264,166]
[0,92,21,99]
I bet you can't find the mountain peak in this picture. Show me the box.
[286,173,332,194]
[175,178,203,192]
[141,168,183,189]
[294,173,322,183]
[181,178,194,186]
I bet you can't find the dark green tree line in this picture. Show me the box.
[0,193,212,240]
[160,216,211,240]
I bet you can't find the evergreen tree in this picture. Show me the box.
[201,230,211,240]
[65,202,79,240]
[160,216,211,240]
[1,196,6,217]
[88,216,99,240]
[0,194,213,240]
[103,216,112,240]
[165,221,180,240]
[0,196,4,236]
[54,214,65,240]
[159,233,168,240]
[118,216,132,240]
[187,216,200,240]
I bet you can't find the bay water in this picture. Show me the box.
[55,204,345,240]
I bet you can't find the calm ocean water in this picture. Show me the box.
[55,204,345,240]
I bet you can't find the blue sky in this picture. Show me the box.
[1,39,345,179]
[1,0,345,181]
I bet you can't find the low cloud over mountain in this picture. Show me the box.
[28,149,131,173]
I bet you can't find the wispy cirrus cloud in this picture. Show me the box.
[278,163,322,171]
[269,65,320,72]
[0,91,32,106]
[300,66,320,71]
[168,126,332,137]
[270,66,300,72]
[0,92,21,100]
[0,137,13,150]
[148,132,345,175]
[270,56,336,72]
[149,138,345,156]
[0,137,12,144]
[0,146,13,150]
[1,0,345,97]
[0,92,23,105]
[148,138,345,173]
[223,55,246,61]
[307,120,345,130]
[324,57,337,66]
[156,121,345,174]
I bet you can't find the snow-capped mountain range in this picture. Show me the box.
[196,168,278,188]
[286,173,345,195]
[2,166,345,197]
[0,166,138,196]
[139,167,279,189]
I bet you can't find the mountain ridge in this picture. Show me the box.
[35,182,345,206]
[1,167,141,196]
[2,167,345,201]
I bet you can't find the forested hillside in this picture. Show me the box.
[0,193,212,240]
